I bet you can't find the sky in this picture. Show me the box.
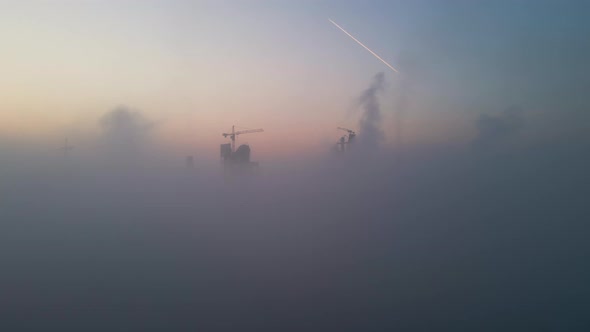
[1,2,590,330]
[2,0,588,159]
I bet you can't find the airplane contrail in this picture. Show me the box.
[328,18,399,73]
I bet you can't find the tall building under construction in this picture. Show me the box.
[220,125,263,175]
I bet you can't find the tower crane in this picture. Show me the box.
[337,127,356,150]
[222,125,264,152]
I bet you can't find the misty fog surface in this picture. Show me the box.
[2,123,589,331]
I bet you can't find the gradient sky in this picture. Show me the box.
[1,0,588,158]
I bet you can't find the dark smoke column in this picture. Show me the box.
[357,72,386,151]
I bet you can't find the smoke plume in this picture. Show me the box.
[98,106,156,162]
[357,72,386,149]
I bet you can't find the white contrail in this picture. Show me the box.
[328,18,399,73]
